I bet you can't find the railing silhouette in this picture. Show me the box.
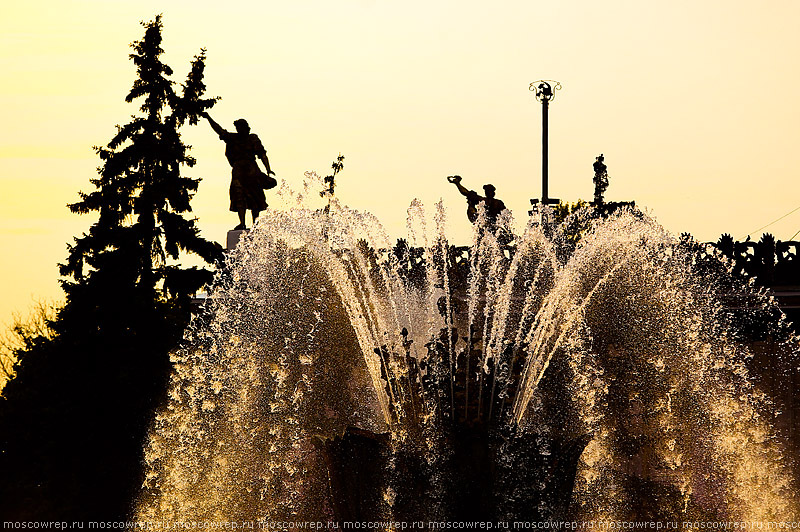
[702,233,800,288]
[359,232,800,296]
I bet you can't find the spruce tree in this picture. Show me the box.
[60,14,222,319]
[0,16,221,519]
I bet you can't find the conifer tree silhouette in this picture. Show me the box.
[0,17,221,519]
[60,15,222,314]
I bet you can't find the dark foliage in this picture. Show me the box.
[321,154,345,198]
[550,200,638,262]
[0,16,221,519]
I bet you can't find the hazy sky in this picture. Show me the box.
[1,0,799,328]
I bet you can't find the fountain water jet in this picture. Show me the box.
[137,177,799,521]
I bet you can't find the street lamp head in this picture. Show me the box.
[529,80,562,103]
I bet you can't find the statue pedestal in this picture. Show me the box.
[226,229,248,250]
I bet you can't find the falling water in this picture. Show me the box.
[137,175,799,521]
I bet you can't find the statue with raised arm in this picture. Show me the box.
[202,112,276,230]
[447,175,506,225]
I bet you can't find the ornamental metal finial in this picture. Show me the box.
[529,80,562,103]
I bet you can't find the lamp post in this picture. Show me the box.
[529,81,561,216]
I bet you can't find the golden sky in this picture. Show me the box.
[1,0,799,328]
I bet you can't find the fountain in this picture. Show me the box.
[136,175,799,521]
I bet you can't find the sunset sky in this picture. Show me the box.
[1,0,799,328]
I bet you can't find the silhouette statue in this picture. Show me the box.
[203,112,276,230]
[447,175,506,225]
[593,154,609,205]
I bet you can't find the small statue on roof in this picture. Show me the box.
[593,154,609,205]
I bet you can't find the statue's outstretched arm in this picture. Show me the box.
[203,113,227,137]
[448,176,471,198]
